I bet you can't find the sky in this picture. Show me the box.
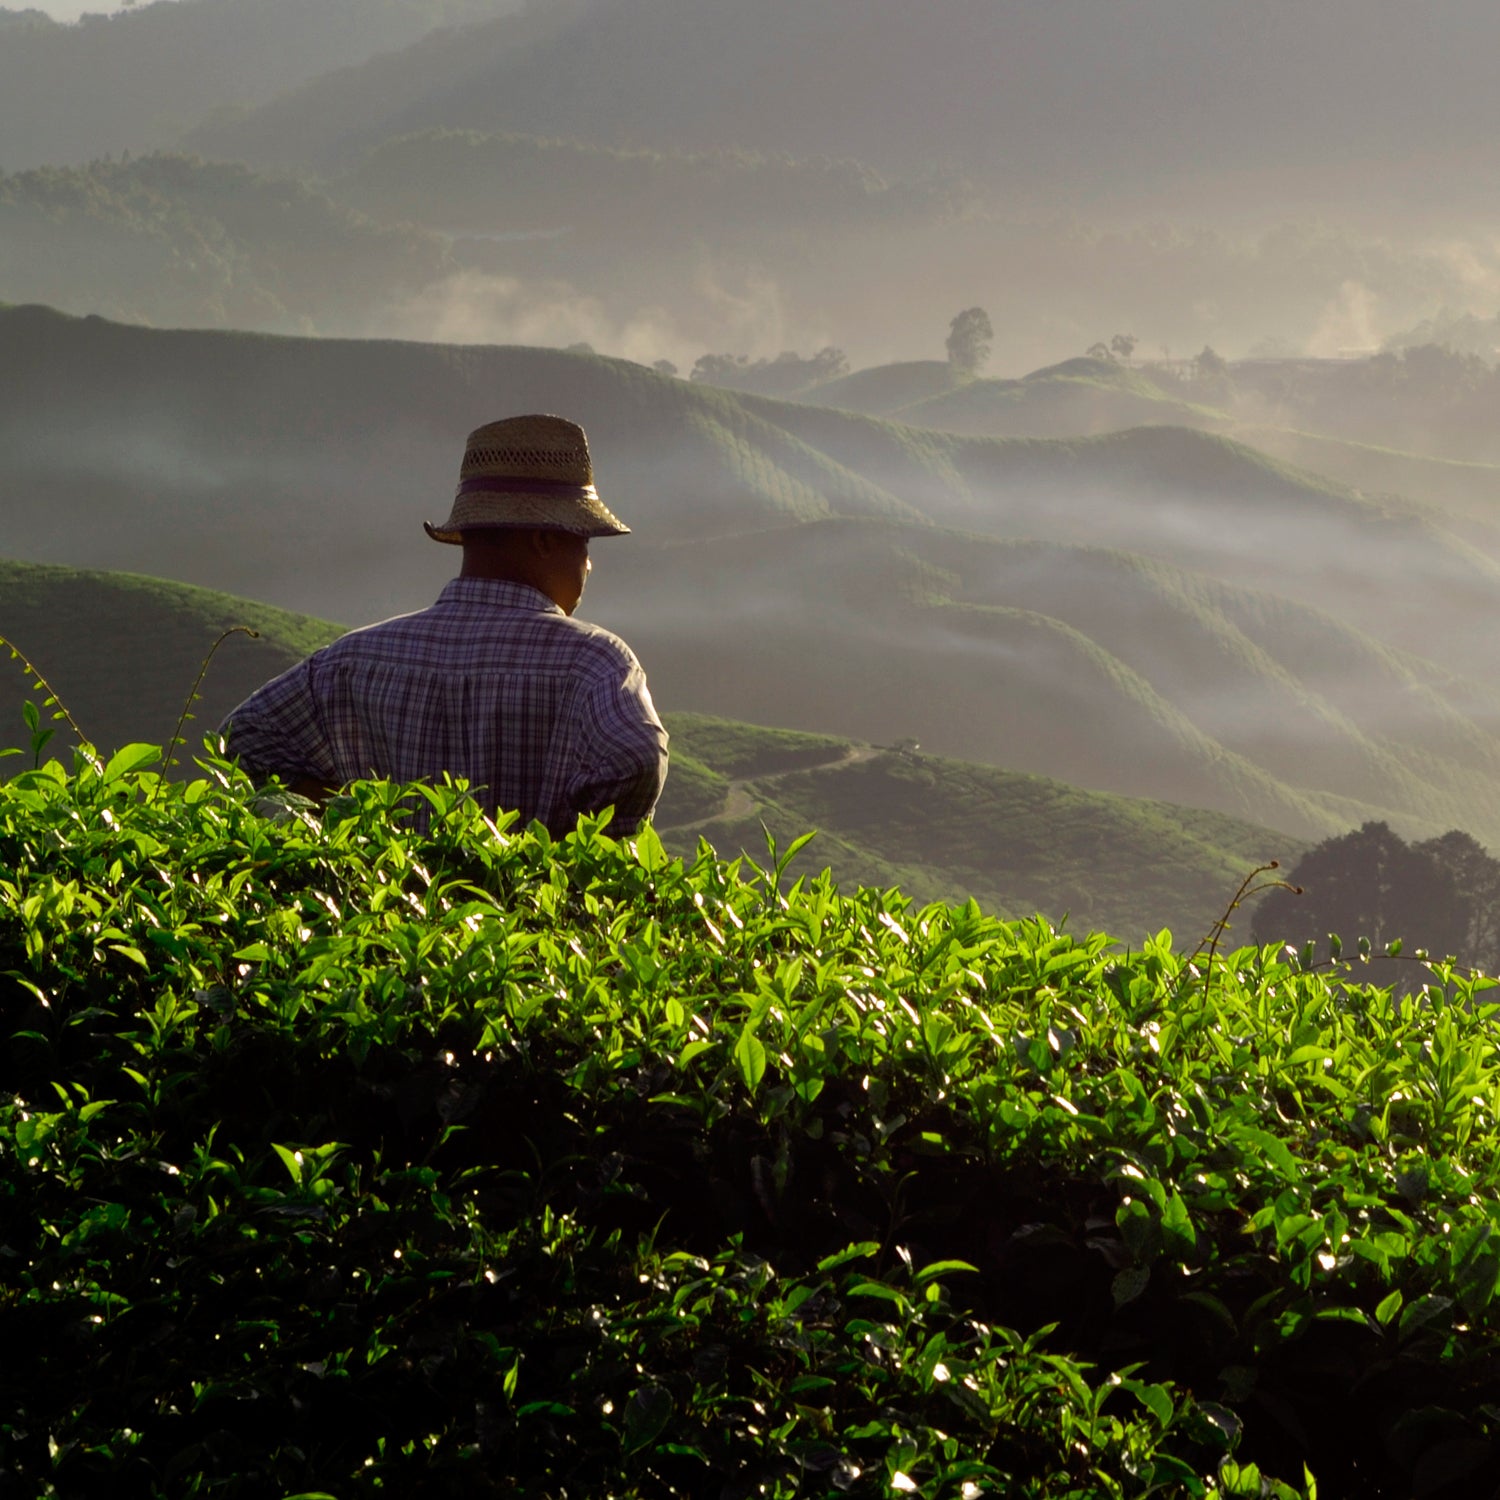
[26,1,158,17]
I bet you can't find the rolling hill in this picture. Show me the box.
[5,307,1500,846]
[0,155,451,335]
[0,557,340,763]
[185,0,1500,226]
[654,714,1309,945]
[0,555,1306,941]
[816,357,1226,440]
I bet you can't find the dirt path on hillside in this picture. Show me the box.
[663,742,884,833]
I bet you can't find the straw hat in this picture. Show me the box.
[424,413,629,543]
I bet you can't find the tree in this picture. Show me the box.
[945,307,993,378]
[1250,822,1471,982]
[1194,345,1228,379]
[652,358,678,378]
[1109,333,1138,364]
[1416,830,1500,972]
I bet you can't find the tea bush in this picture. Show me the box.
[3,746,1500,1496]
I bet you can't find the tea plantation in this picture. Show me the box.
[4,747,1500,1497]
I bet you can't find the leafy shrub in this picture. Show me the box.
[4,746,1500,1495]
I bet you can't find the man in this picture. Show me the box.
[220,414,668,835]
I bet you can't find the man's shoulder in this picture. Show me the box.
[315,600,641,674]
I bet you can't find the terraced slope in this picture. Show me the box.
[0,557,1311,940]
[654,714,1306,944]
[6,308,1499,845]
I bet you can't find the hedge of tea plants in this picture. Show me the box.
[4,748,1500,1496]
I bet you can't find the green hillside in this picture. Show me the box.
[799,359,957,415]
[7,309,1500,847]
[887,358,1226,439]
[0,556,1312,942]
[0,558,341,760]
[0,156,450,334]
[654,714,1308,944]
[612,518,1500,845]
[1233,423,1500,530]
[338,128,955,240]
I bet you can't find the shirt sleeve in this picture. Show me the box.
[567,646,670,835]
[217,656,338,786]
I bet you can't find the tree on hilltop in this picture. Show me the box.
[1249,820,1491,979]
[1194,345,1229,379]
[945,307,993,378]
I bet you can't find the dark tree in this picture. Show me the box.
[652,358,679,378]
[1194,345,1229,379]
[1416,829,1500,973]
[946,307,993,378]
[1251,822,1471,978]
[1109,333,1138,363]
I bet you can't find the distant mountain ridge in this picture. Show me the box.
[0,0,521,170]
[187,0,1500,216]
[5,306,1499,847]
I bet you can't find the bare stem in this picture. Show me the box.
[164,626,261,778]
[0,632,89,745]
[1190,861,1303,1000]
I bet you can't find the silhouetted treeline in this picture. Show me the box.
[1251,821,1500,976]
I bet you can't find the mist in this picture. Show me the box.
[8,0,1500,864]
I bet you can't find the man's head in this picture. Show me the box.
[458,527,592,614]
[425,414,629,547]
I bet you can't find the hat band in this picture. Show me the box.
[458,475,598,499]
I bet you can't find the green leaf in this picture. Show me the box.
[734,1026,767,1096]
[816,1242,881,1273]
[1375,1289,1403,1326]
[1234,1125,1297,1177]
[271,1143,303,1186]
[913,1259,980,1286]
[1122,1377,1173,1429]
[1160,1189,1197,1255]
[622,1384,674,1453]
[1398,1293,1453,1341]
[103,743,162,781]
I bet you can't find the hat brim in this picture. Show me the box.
[425,489,631,544]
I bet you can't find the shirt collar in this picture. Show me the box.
[436,577,564,615]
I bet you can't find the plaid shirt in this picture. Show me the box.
[220,578,668,835]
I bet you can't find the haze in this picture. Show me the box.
[6,0,1500,904]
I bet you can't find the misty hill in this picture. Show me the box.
[6,307,1500,845]
[806,356,1224,439]
[653,715,1307,944]
[1230,424,1500,532]
[0,557,339,762]
[337,129,959,241]
[810,354,1500,554]
[0,0,520,171]
[0,557,1305,941]
[0,155,450,334]
[187,0,1500,218]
